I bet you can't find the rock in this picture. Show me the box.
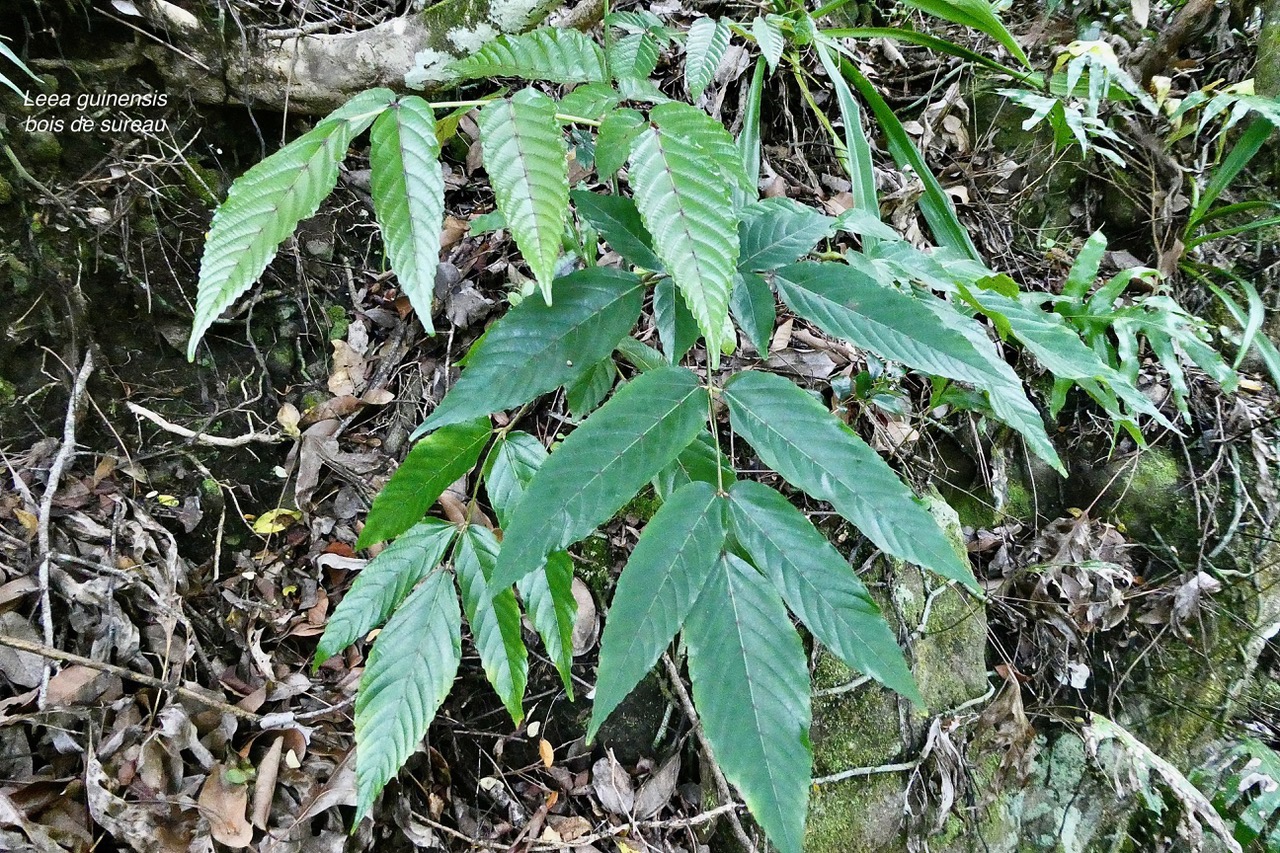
[806,495,989,852]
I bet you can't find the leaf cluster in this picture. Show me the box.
[184,4,1237,849]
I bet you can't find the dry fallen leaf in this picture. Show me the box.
[251,736,284,830]
[571,578,599,656]
[198,763,254,848]
[0,612,44,687]
[591,751,634,816]
[327,340,366,397]
[539,738,555,768]
[634,753,680,820]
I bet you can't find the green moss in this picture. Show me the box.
[266,343,296,375]
[1108,448,1196,551]
[805,775,908,853]
[948,488,999,530]
[811,654,900,772]
[327,304,350,341]
[0,376,15,406]
[1006,478,1033,521]
[0,174,12,205]
[23,131,61,165]
[620,486,662,524]
[574,532,613,594]
[182,162,221,206]
[301,389,328,411]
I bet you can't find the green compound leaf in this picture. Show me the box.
[479,88,570,302]
[902,0,1030,68]
[354,569,461,823]
[654,276,698,363]
[517,550,578,695]
[737,197,834,271]
[478,432,580,694]
[653,430,735,500]
[370,96,444,333]
[726,481,921,703]
[722,370,978,592]
[415,267,643,434]
[454,525,527,724]
[482,431,548,527]
[627,102,742,365]
[450,29,608,84]
[358,418,491,548]
[189,89,394,360]
[491,365,708,589]
[609,31,661,81]
[1062,230,1107,300]
[685,553,811,853]
[572,190,663,271]
[595,108,648,180]
[730,271,776,356]
[589,481,726,740]
[752,15,785,71]
[961,283,1170,428]
[566,358,616,418]
[557,83,621,124]
[684,17,730,100]
[315,519,456,666]
[773,262,1062,475]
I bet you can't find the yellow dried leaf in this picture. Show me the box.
[539,738,554,768]
[252,508,302,535]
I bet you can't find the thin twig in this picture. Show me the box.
[36,351,93,708]
[126,400,283,448]
[661,653,759,853]
[813,760,920,786]
[0,632,261,722]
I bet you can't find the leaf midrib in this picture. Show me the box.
[715,563,799,851]
[387,106,436,282]
[727,389,960,575]
[734,506,905,678]
[778,272,1003,386]
[499,374,701,583]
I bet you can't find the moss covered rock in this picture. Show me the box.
[806,496,990,852]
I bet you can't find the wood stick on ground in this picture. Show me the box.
[0,632,263,723]
[661,652,760,853]
[126,400,283,448]
[36,350,94,709]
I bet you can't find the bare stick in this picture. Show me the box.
[661,653,759,853]
[36,351,94,708]
[0,631,261,723]
[126,401,283,448]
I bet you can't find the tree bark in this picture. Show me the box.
[1259,0,1280,97]
[133,0,590,114]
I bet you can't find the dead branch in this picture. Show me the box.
[125,401,284,448]
[661,653,760,853]
[0,631,262,723]
[36,350,94,709]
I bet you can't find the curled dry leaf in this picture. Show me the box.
[571,578,599,657]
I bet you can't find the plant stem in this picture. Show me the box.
[708,390,725,495]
